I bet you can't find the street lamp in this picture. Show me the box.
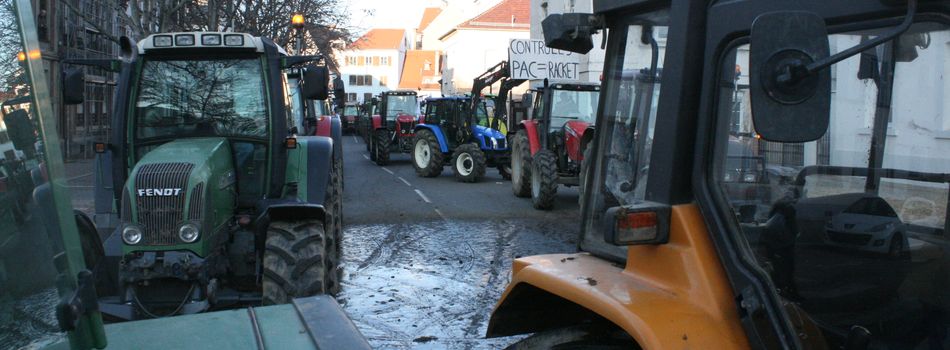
[291,14,305,55]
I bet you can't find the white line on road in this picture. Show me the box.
[414,189,432,203]
[397,176,412,187]
[362,154,370,160]
[381,167,394,175]
[66,173,93,182]
[434,209,447,221]
[352,134,359,143]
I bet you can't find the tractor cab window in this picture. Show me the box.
[134,58,268,140]
[343,105,358,116]
[3,3,102,347]
[425,100,442,124]
[384,95,417,120]
[581,19,668,261]
[549,88,600,130]
[714,22,950,348]
[472,101,489,127]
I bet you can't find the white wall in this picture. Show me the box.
[440,29,531,95]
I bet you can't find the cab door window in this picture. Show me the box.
[581,19,669,261]
[713,22,950,348]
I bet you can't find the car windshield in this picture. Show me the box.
[549,89,599,129]
[384,95,417,119]
[715,22,950,348]
[134,58,267,139]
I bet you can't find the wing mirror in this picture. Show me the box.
[301,65,329,100]
[749,1,917,142]
[62,68,85,105]
[541,13,603,54]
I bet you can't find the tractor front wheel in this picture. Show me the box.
[263,220,329,305]
[412,130,444,177]
[374,130,390,165]
[511,132,531,197]
[531,149,558,210]
[451,143,486,183]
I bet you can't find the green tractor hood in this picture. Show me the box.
[122,137,236,256]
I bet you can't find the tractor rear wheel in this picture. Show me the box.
[262,220,329,305]
[511,132,531,197]
[325,159,344,295]
[579,145,592,206]
[412,130,444,177]
[374,130,390,166]
[531,150,558,210]
[452,143,486,183]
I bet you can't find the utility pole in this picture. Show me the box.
[291,14,305,55]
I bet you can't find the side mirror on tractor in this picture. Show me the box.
[62,68,85,105]
[301,65,330,100]
[333,76,346,110]
[541,13,603,54]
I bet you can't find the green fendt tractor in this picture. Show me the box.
[65,31,344,320]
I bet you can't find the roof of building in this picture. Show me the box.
[349,28,406,50]
[399,50,441,91]
[458,0,530,30]
[418,7,443,31]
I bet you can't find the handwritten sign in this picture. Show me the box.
[508,39,581,81]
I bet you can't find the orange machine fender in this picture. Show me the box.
[487,204,750,349]
[520,120,541,155]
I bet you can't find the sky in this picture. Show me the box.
[343,0,438,34]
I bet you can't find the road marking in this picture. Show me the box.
[66,173,93,182]
[381,167,394,175]
[434,209,448,221]
[397,176,412,187]
[362,154,370,160]
[496,182,503,185]
[414,189,432,203]
[352,134,359,143]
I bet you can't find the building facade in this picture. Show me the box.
[336,28,409,103]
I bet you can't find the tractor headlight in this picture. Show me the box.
[179,223,200,243]
[122,225,143,245]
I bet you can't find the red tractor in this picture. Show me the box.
[369,90,419,165]
[510,83,600,209]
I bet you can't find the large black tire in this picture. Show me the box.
[511,132,531,197]
[497,164,512,180]
[369,132,377,161]
[579,144,592,206]
[374,129,390,166]
[262,220,329,305]
[325,159,344,295]
[531,149,559,210]
[412,130,444,177]
[504,324,638,350]
[451,143,486,183]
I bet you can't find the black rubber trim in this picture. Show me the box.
[292,295,372,350]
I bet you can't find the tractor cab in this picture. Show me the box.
[341,102,360,132]
[60,30,345,321]
[489,0,950,348]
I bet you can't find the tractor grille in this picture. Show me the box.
[134,162,194,245]
[188,183,205,222]
[399,121,414,135]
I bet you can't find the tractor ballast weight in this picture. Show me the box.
[411,97,510,182]
[69,32,345,320]
[510,83,600,209]
[369,90,419,165]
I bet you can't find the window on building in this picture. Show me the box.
[349,75,357,85]
[357,56,365,66]
[373,56,380,66]
[424,60,431,71]
[364,93,373,102]
[347,93,357,102]
[381,56,390,66]
[379,76,387,86]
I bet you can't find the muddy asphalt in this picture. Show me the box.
[337,133,581,349]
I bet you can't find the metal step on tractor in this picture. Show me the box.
[368,90,420,165]
[510,82,601,210]
[411,96,510,182]
[64,31,345,320]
